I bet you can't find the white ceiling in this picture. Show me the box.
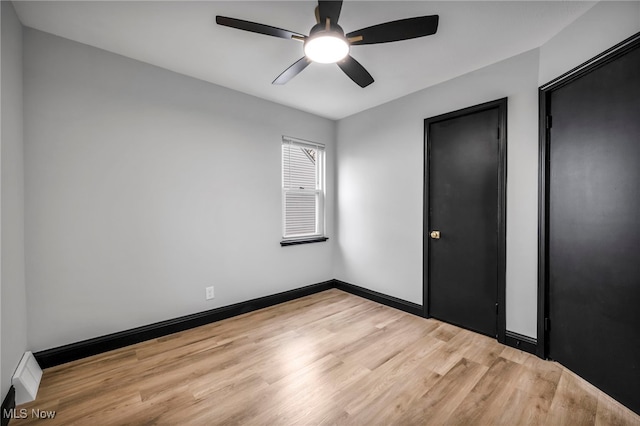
[13,1,595,120]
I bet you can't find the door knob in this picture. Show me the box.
[430,230,441,239]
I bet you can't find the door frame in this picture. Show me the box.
[537,31,640,360]
[423,98,507,343]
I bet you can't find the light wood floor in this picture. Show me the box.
[14,289,640,425]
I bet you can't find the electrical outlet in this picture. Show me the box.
[205,286,215,300]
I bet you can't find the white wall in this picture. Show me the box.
[1,1,28,398]
[23,29,336,352]
[539,1,640,85]
[335,49,540,338]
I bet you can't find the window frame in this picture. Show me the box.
[281,136,328,246]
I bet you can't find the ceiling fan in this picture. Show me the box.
[216,1,439,88]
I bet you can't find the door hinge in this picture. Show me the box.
[495,303,499,315]
[546,115,552,129]
[544,317,550,331]
[497,127,500,139]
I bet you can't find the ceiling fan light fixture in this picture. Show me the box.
[216,1,439,87]
[304,33,349,64]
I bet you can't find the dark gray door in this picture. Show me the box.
[547,40,640,415]
[425,99,506,339]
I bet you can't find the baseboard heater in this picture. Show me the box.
[12,352,43,405]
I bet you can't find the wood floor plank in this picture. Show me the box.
[256,355,362,425]
[448,356,522,425]
[497,388,548,426]
[596,390,640,426]
[12,289,640,425]
[500,345,532,364]
[420,332,466,376]
[394,358,489,425]
[545,369,599,425]
[338,316,433,370]
[343,358,442,425]
[430,321,461,342]
[336,333,444,416]
[456,330,504,367]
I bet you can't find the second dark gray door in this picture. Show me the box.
[425,99,506,338]
[546,38,640,415]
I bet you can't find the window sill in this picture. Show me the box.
[280,237,329,247]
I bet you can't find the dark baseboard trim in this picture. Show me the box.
[34,280,334,369]
[32,279,542,369]
[34,279,425,369]
[505,330,538,355]
[1,386,16,426]
[333,280,423,317]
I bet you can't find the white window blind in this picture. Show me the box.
[282,137,325,240]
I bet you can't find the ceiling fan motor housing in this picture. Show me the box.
[309,21,344,37]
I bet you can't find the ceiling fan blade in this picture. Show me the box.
[318,1,343,25]
[272,57,312,85]
[337,55,374,88]
[346,15,439,45]
[216,16,305,40]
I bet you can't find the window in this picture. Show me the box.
[281,136,327,245]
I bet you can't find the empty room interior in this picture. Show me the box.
[1,0,640,424]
